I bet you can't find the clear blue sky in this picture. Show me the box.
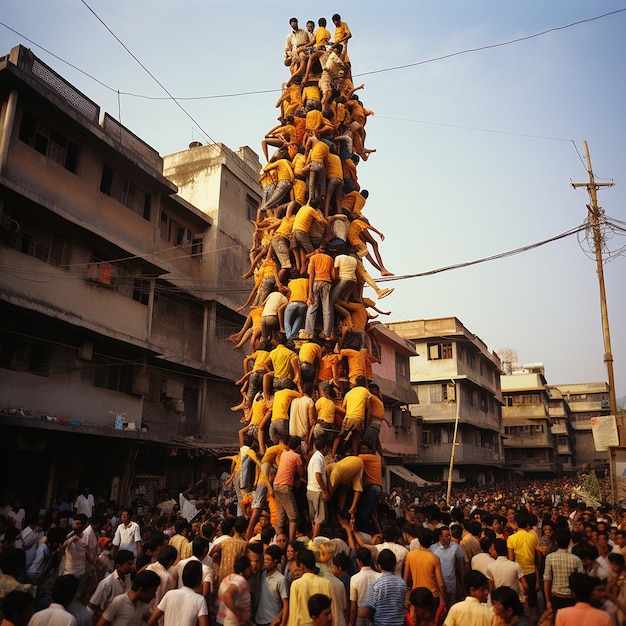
[3,1,625,396]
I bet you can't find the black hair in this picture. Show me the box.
[464,570,488,592]
[491,585,524,616]
[114,549,135,566]
[308,593,332,618]
[234,555,251,575]
[356,547,371,566]
[2,589,34,620]
[182,560,203,588]
[377,548,396,572]
[133,569,161,591]
[52,575,79,607]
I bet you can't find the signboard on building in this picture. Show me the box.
[591,415,619,451]
[609,447,626,506]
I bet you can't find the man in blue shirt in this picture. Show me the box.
[430,526,466,608]
[358,549,407,626]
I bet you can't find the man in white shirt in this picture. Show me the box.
[147,561,209,626]
[175,537,213,601]
[74,488,95,520]
[98,570,160,626]
[88,550,135,620]
[307,437,331,539]
[112,509,142,558]
[29,575,78,626]
[350,548,381,626]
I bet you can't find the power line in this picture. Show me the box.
[4,7,624,103]
[375,224,586,283]
[77,0,218,145]
[355,8,626,78]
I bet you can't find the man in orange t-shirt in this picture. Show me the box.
[303,243,334,339]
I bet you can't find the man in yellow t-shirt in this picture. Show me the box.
[333,375,371,456]
[507,511,539,618]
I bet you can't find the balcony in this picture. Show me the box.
[420,442,503,466]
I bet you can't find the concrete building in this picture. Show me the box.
[388,317,504,486]
[501,366,558,476]
[367,323,422,489]
[0,46,259,509]
[549,382,611,471]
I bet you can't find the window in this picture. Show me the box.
[19,112,79,172]
[506,393,540,406]
[8,226,71,268]
[159,211,197,251]
[422,430,431,445]
[100,165,151,220]
[430,383,455,403]
[246,194,259,222]
[427,342,453,360]
[395,352,408,382]
[94,357,134,393]
[0,336,51,377]
[132,279,151,305]
[480,392,488,413]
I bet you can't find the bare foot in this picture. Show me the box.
[380,270,394,277]
[377,288,394,299]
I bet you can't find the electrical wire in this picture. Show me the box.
[354,8,626,78]
[77,0,218,145]
[375,224,587,283]
[3,7,624,102]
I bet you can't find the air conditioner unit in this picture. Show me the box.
[87,262,113,285]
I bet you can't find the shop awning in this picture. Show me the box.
[388,465,436,487]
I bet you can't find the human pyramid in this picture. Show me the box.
[226,14,395,542]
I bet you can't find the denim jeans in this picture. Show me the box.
[284,301,307,338]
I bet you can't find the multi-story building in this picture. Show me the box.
[546,386,576,473]
[366,323,422,489]
[501,366,558,475]
[550,382,611,471]
[388,317,504,486]
[0,46,259,508]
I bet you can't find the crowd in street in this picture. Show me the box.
[1,475,626,626]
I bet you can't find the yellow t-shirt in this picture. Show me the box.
[302,85,321,102]
[288,277,309,303]
[315,26,331,48]
[272,389,300,420]
[274,215,295,239]
[315,397,336,424]
[343,385,371,419]
[293,205,325,232]
[264,159,294,182]
[250,396,267,425]
[269,344,295,379]
[309,139,330,163]
[299,342,322,364]
[341,349,367,380]
[325,153,343,179]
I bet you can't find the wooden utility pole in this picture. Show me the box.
[571,141,618,428]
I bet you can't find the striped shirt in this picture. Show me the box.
[363,572,407,626]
